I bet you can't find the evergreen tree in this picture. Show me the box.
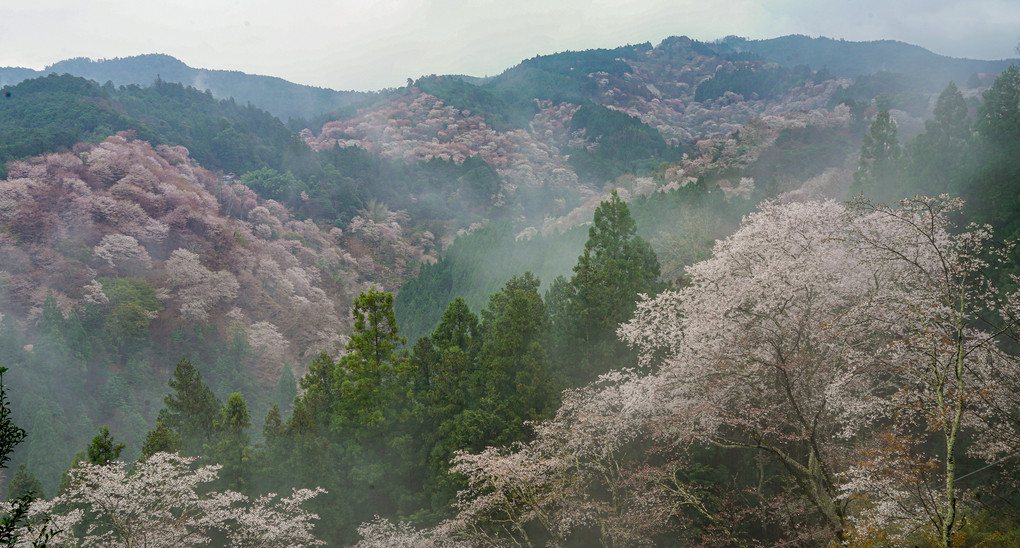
[969,65,1020,232]
[86,426,125,465]
[547,190,662,384]
[156,357,220,455]
[473,273,557,446]
[209,392,251,491]
[140,421,179,459]
[333,287,408,434]
[408,298,482,512]
[906,82,971,196]
[851,109,902,201]
[5,464,43,501]
[274,364,297,413]
[976,64,1020,144]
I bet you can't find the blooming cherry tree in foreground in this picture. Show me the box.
[618,196,1020,545]
[5,452,325,547]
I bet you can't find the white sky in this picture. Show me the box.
[2,0,1019,91]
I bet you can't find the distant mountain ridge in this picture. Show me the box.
[718,35,1018,86]
[0,53,373,121]
[2,37,1016,125]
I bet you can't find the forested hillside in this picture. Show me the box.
[1,34,1020,547]
[0,53,374,121]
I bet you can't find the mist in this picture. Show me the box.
[1,30,1019,546]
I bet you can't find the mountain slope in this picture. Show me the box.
[0,53,375,121]
[719,35,1018,85]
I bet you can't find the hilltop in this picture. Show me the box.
[0,53,375,121]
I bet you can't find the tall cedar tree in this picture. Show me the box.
[209,392,251,491]
[262,288,415,545]
[970,64,1020,233]
[905,82,971,197]
[473,273,558,446]
[154,357,220,456]
[86,427,124,466]
[408,297,481,512]
[547,190,661,384]
[851,109,902,201]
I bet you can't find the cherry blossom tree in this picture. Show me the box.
[447,371,704,547]
[834,196,1020,546]
[5,452,325,547]
[93,233,152,273]
[619,200,886,541]
[163,248,240,323]
[617,196,1020,545]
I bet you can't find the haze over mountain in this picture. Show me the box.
[2,30,1020,546]
[2,35,1015,123]
[0,54,373,121]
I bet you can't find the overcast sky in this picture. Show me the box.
[3,0,1019,91]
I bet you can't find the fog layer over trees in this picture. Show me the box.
[2,36,1020,547]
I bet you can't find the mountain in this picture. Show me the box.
[0,53,375,121]
[718,34,1018,86]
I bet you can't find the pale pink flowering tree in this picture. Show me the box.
[4,452,325,547]
[93,233,152,272]
[162,248,240,323]
[833,196,1020,546]
[618,196,1020,545]
[619,199,888,540]
[352,517,470,548]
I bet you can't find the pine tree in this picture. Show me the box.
[209,393,251,491]
[86,426,125,465]
[852,109,902,201]
[547,190,661,384]
[157,357,220,455]
[141,422,180,459]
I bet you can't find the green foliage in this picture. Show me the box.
[0,367,45,547]
[259,288,419,544]
[416,76,532,131]
[34,53,373,121]
[547,190,662,384]
[5,464,43,501]
[209,392,251,491]
[472,272,557,443]
[967,65,1020,235]
[976,65,1020,144]
[0,74,303,179]
[407,276,559,518]
[827,71,934,116]
[694,64,813,102]
[0,368,25,473]
[85,426,125,465]
[0,74,155,178]
[92,277,161,355]
[241,167,298,202]
[140,421,179,458]
[851,110,902,201]
[274,364,297,413]
[156,356,220,455]
[568,104,683,183]
[904,81,972,197]
[394,220,588,343]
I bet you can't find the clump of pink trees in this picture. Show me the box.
[6,452,324,547]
